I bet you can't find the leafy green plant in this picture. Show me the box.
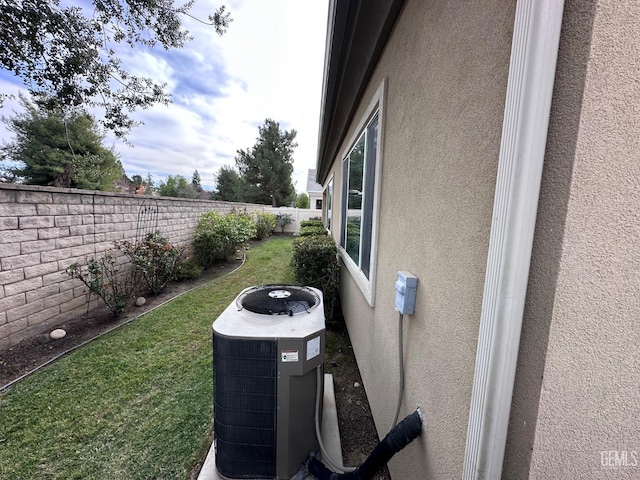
[175,259,204,281]
[299,225,328,237]
[300,219,324,229]
[295,192,310,208]
[193,211,256,266]
[119,232,186,296]
[299,218,328,237]
[66,251,136,317]
[291,234,340,323]
[253,212,278,240]
[276,213,293,233]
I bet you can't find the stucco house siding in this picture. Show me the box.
[323,1,516,477]
[319,0,639,478]
[503,0,597,476]
[508,1,640,478]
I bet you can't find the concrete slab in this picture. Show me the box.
[198,373,344,480]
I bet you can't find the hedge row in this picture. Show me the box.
[291,219,340,323]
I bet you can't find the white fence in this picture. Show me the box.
[264,207,322,234]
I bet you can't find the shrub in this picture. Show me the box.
[299,225,328,237]
[291,234,340,322]
[253,212,278,240]
[119,232,186,296]
[67,251,136,317]
[299,219,327,237]
[193,211,256,266]
[300,219,324,229]
[175,259,203,281]
[276,213,293,233]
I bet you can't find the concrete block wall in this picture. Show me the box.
[0,184,270,351]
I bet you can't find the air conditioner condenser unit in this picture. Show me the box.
[212,285,325,480]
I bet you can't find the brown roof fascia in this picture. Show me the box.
[316,0,405,185]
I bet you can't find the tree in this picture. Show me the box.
[192,169,203,193]
[144,173,155,195]
[157,174,198,198]
[0,1,231,139]
[131,174,143,191]
[235,119,297,207]
[295,192,310,209]
[214,165,247,202]
[1,95,124,190]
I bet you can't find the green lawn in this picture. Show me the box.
[0,237,295,480]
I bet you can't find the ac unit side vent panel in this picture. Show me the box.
[214,335,277,479]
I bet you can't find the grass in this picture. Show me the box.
[0,236,296,480]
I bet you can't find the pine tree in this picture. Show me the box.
[214,165,247,202]
[192,170,203,193]
[235,119,297,207]
[1,95,123,191]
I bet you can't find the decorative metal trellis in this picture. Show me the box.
[136,199,159,243]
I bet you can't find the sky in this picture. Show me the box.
[0,0,329,193]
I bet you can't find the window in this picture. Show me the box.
[341,114,378,276]
[338,79,384,305]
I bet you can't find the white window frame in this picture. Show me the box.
[323,174,334,233]
[337,78,386,306]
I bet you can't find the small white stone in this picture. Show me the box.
[136,297,146,307]
[354,382,360,388]
[50,329,66,340]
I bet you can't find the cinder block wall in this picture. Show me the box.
[0,184,269,350]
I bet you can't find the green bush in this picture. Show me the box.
[291,234,340,322]
[299,225,328,237]
[300,219,324,229]
[299,218,327,237]
[276,213,293,233]
[193,211,256,266]
[119,232,186,296]
[253,212,278,240]
[67,251,136,317]
[175,260,203,281]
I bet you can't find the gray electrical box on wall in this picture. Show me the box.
[395,271,418,315]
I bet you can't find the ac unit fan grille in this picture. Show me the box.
[237,285,320,315]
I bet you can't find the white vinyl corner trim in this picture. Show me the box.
[462,1,565,479]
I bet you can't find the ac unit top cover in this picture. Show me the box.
[213,285,325,339]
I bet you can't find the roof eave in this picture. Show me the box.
[315,0,405,185]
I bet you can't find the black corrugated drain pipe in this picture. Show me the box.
[306,408,423,480]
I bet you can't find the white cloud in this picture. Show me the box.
[1,0,330,193]
[0,81,28,154]
[110,0,330,191]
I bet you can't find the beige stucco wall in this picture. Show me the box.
[504,0,597,476]
[523,1,640,478]
[326,1,516,477]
